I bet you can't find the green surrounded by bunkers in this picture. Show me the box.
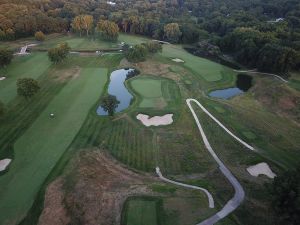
[129,76,181,110]
[0,67,107,224]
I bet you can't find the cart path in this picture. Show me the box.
[186,98,253,225]
[234,69,288,83]
[155,167,214,208]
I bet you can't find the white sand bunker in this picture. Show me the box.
[0,77,6,81]
[136,113,173,127]
[172,58,184,63]
[0,159,12,172]
[247,162,276,179]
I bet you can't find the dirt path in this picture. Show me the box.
[186,98,255,225]
[234,69,288,83]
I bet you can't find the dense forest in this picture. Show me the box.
[0,0,300,74]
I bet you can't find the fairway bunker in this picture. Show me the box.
[136,113,173,126]
[172,58,184,63]
[247,162,276,179]
[0,159,11,172]
[0,77,6,81]
[97,69,134,115]
[209,74,253,99]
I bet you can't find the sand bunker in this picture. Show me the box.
[172,58,184,63]
[0,159,12,172]
[247,162,276,179]
[0,77,6,81]
[136,113,173,127]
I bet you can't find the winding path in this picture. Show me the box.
[156,167,214,208]
[186,98,255,225]
[234,69,288,83]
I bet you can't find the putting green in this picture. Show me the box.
[161,45,235,82]
[129,76,180,109]
[0,53,51,103]
[0,67,107,224]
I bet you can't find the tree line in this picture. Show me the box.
[0,0,299,74]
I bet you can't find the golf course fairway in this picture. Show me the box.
[0,67,107,224]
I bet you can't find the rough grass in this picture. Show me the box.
[0,67,107,225]
[0,53,51,103]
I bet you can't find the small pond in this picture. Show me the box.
[97,69,134,115]
[209,74,253,99]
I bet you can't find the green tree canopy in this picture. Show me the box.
[48,42,70,64]
[125,44,148,62]
[0,48,13,68]
[164,23,182,43]
[96,19,119,41]
[17,78,40,99]
[35,31,46,41]
[100,95,120,116]
[271,167,300,225]
[0,100,5,118]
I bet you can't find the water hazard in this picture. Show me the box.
[209,74,253,99]
[97,69,134,115]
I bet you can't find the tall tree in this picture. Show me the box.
[0,48,13,68]
[96,20,119,41]
[17,78,40,99]
[164,23,182,43]
[48,42,70,64]
[71,15,83,36]
[271,167,300,225]
[100,95,120,116]
[81,15,93,36]
[125,44,148,62]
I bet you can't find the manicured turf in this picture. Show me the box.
[0,53,51,103]
[160,45,235,82]
[34,35,119,50]
[129,76,181,109]
[0,67,107,224]
[122,197,162,225]
[119,33,150,45]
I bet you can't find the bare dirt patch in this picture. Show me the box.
[39,149,155,225]
[38,178,70,225]
[52,67,81,82]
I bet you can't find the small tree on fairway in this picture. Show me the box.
[0,100,5,118]
[48,42,70,64]
[17,78,40,99]
[0,48,13,68]
[35,31,46,41]
[100,95,120,116]
[125,44,148,62]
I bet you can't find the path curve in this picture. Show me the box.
[234,69,288,83]
[155,167,214,208]
[186,98,254,225]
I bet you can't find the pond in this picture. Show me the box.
[97,69,134,115]
[209,74,253,99]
